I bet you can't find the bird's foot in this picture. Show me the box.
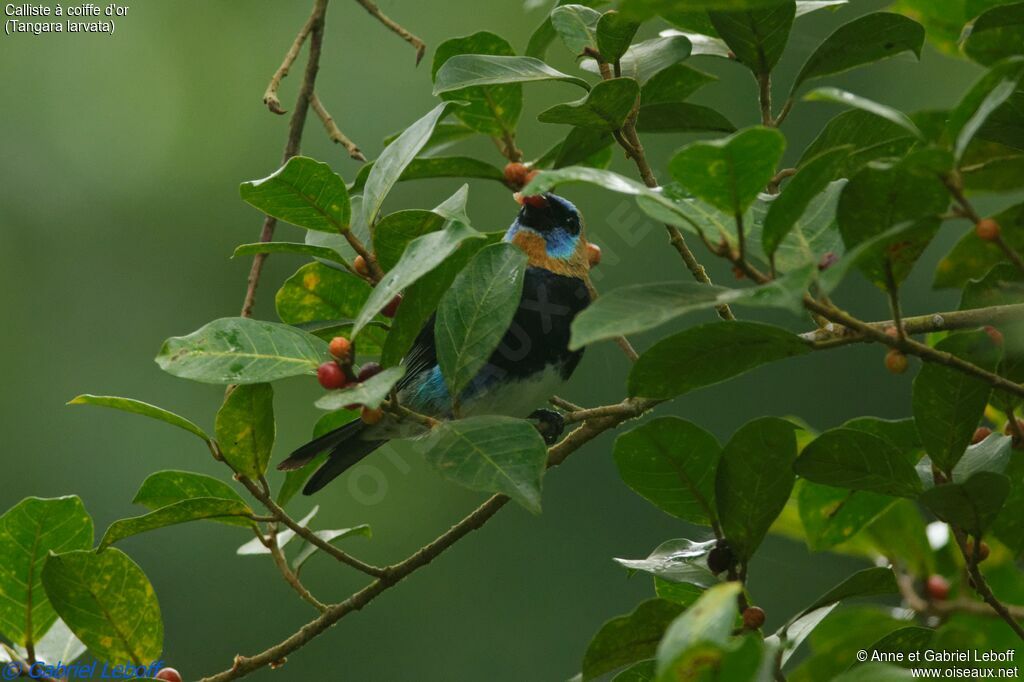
[529,408,565,445]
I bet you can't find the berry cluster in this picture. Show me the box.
[317,335,386,425]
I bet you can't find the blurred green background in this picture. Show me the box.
[0,1,999,679]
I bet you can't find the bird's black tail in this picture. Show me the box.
[277,419,386,496]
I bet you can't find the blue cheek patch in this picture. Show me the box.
[544,228,578,259]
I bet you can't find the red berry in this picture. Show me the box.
[361,406,384,425]
[353,255,370,278]
[317,362,347,390]
[972,427,992,445]
[344,403,360,411]
[503,162,531,190]
[381,294,402,318]
[732,265,746,280]
[357,362,382,382]
[926,575,950,601]
[742,606,766,630]
[976,218,1001,241]
[328,336,351,361]
[586,242,601,267]
[155,669,183,682]
[984,325,1004,347]
[885,349,908,374]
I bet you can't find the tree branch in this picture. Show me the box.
[265,526,329,612]
[310,93,367,161]
[262,5,319,115]
[897,570,1024,621]
[950,528,1024,640]
[241,0,328,318]
[353,0,426,65]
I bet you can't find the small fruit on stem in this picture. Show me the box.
[521,193,547,209]
[354,255,370,278]
[329,336,351,361]
[972,426,992,444]
[317,362,347,390]
[503,162,531,190]
[742,606,766,630]
[885,349,908,374]
[155,670,183,682]
[984,325,1004,347]
[357,362,382,382]
[926,574,950,601]
[381,294,402,318]
[586,242,601,267]
[975,218,1001,241]
[966,539,991,562]
[361,406,384,425]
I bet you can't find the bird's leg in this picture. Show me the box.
[529,408,565,445]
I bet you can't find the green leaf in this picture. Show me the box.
[291,525,372,572]
[977,87,1024,151]
[791,12,925,93]
[629,322,810,399]
[817,220,932,295]
[433,55,591,96]
[551,4,602,54]
[431,32,522,137]
[614,418,721,525]
[948,58,1024,161]
[798,109,916,177]
[275,262,372,327]
[232,241,346,264]
[963,3,1024,66]
[935,202,1024,288]
[534,127,616,169]
[582,35,693,83]
[668,127,786,215]
[582,599,685,681]
[435,243,527,400]
[353,221,484,337]
[570,269,813,349]
[0,498,93,648]
[42,548,162,665]
[797,482,897,551]
[373,210,446,272]
[795,428,923,497]
[920,471,1011,535]
[762,147,849,259]
[640,63,717,104]
[913,330,1000,473]
[3,618,86,667]
[610,660,656,682]
[801,567,899,617]
[348,156,505,194]
[315,366,405,411]
[363,102,458,227]
[597,11,641,62]
[133,470,248,528]
[239,156,350,233]
[381,121,479,156]
[993,455,1024,554]
[709,2,796,74]
[655,582,743,681]
[635,103,736,133]
[613,538,720,588]
[380,234,500,367]
[66,395,210,444]
[803,88,922,138]
[715,418,798,561]
[216,383,275,479]
[953,433,1013,482]
[99,498,253,549]
[277,411,357,507]
[526,0,606,59]
[755,180,846,272]
[863,626,935,667]
[156,317,327,384]
[424,416,548,513]
[538,78,639,131]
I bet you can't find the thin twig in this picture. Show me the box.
[241,0,328,318]
[897,570,1024,620]
[549,395,583,412]
[265,527,329,612]
[757,72,774,127]
[950,527,1024,640]
[263,7,319,114]
[883,260,905,342]
[311,93,367,161]
[353,0,426,65]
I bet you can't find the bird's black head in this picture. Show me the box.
[515,193,582,235]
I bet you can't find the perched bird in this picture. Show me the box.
[278,192,594,495]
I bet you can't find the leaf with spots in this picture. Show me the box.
[424,416,548,513]
[156,317,327,385]
[215,383,275,479]
[431,32,523,137]
[275,262,372,326]
[0,497,93,649]
[99,498,255,549]
[132,471,250,528]
[436,243,528,399]
[41,549,163,666]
